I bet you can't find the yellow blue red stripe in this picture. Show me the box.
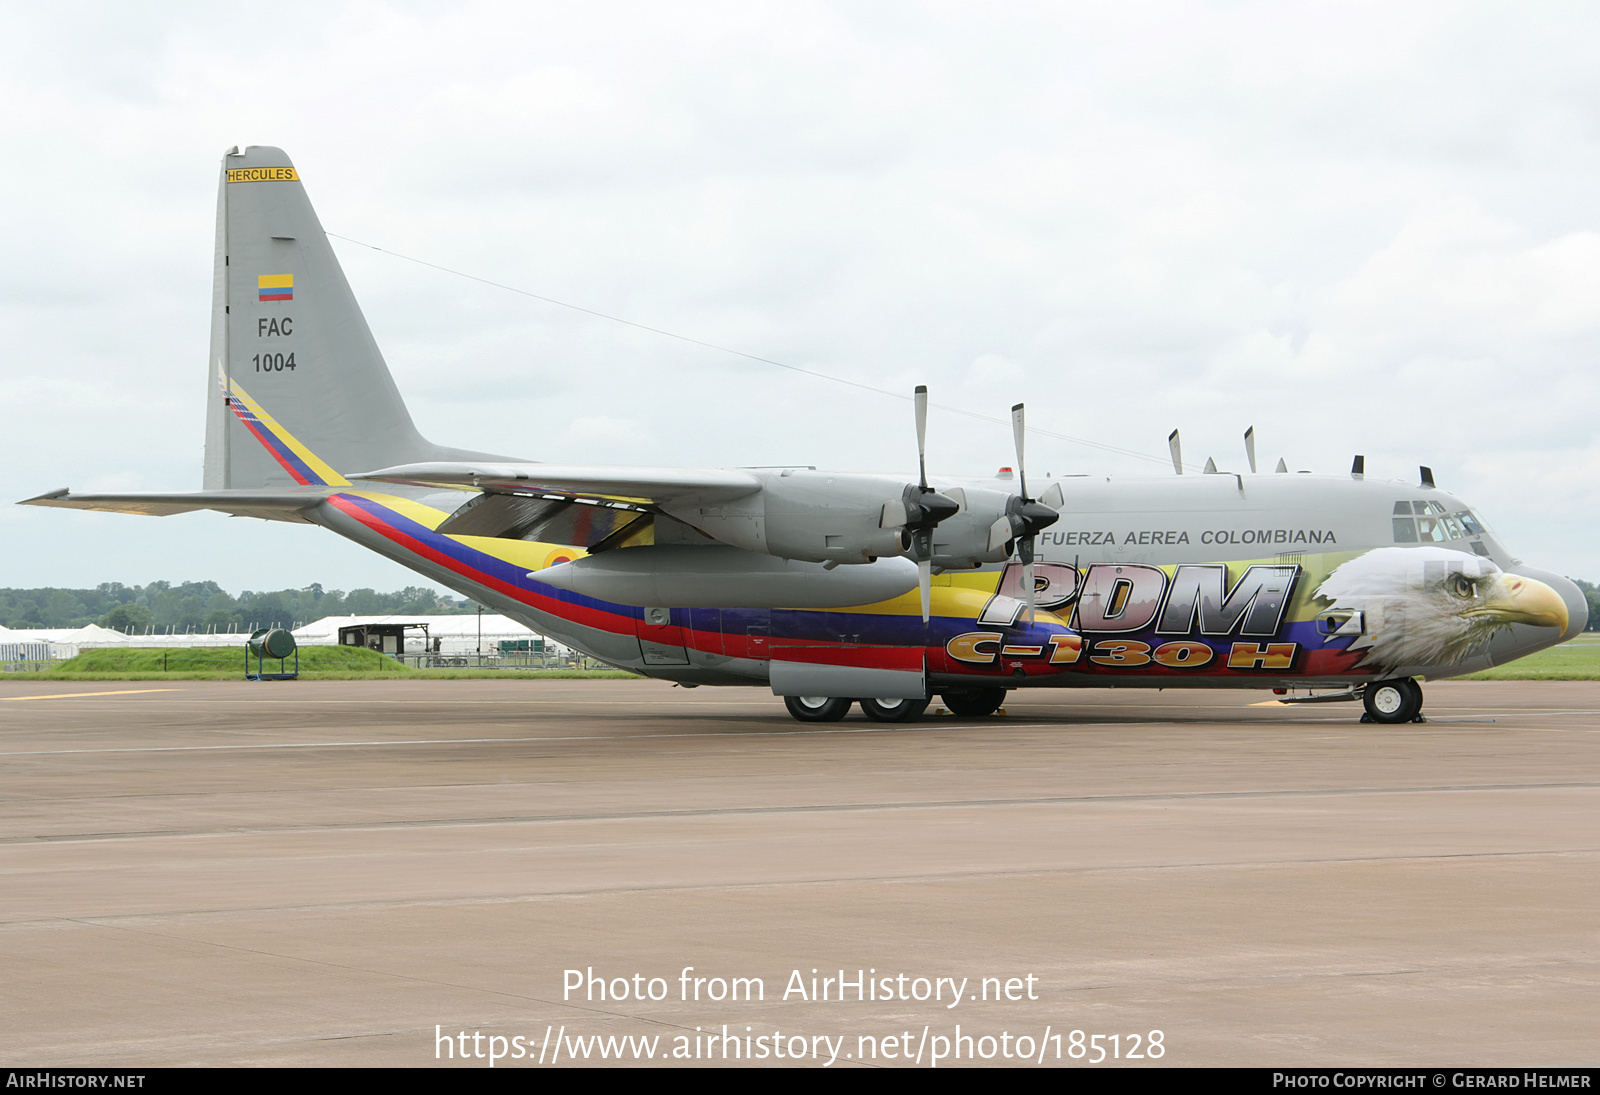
[226,380,349,487]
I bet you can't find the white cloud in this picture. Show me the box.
[4,1,1600,588]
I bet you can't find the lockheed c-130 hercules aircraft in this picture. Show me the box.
[23,147,1588,723]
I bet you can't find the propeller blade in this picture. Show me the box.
[1168,429,1183,475]
[889,387,959,562]
[1021,559,1035,624]
[989,516,1013,553]
[1011,403,1028,501]
[918,558,932,623]
[1244,427,1257,474]
[914,385,929,492]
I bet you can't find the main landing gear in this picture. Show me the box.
[859,697,932,723]
[783,696,854,722]
[781,688,1008,723]
[781,695,933,723]
[1361,678,1426,724]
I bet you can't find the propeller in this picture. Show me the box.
[899,385,959,622]
[1002,403,1061,619]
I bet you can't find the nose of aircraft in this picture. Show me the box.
[1508,566,1588,643]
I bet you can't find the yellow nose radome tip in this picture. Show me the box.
[1499,575,1570,631]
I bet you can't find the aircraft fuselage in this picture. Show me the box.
[313,470,1583,695]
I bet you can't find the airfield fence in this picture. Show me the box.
[0,649,615,674]
[391,652,609,671]
[1,642,64,673]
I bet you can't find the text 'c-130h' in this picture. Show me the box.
[22,146,1587,724]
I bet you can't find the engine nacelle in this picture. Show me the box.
[926,485,1017,569]
[660,471,1059,569]
[665,469,916,564]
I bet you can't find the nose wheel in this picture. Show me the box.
[939,687,1008,718]
[1361,678,1425,723]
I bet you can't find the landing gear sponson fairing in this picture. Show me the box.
[23,148,1588,723]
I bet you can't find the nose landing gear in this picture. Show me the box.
[1361,678,1426,724]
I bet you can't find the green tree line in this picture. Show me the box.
[0,581,481,633]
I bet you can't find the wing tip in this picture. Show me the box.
[17,488,71,506]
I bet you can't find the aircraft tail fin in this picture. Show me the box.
[204,146,507,490]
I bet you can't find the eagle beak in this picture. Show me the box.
[1482,574,1570,631]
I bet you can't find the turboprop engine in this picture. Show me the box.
[669,469,956,565]
[919,485,1037,570]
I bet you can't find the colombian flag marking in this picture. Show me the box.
[258,274,293,302]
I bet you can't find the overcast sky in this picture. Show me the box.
[4,0,1600,595]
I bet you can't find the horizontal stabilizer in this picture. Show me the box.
[351,462,763,505]
[19,488,329,524]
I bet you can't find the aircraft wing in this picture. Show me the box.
[350,462,763,506]
[19,488,329,524]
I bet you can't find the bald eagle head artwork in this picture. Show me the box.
[1314,546,1569,675]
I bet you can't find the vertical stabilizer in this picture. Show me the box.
[203,146,505,489]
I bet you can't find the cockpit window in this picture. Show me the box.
[1415,517,1447,542]
[1391,502,1493,550]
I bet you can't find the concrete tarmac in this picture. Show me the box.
[0,678,1595,1068]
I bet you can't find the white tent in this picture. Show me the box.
[0,622,139,657]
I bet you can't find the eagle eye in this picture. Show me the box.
[1445,573,1477,600]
